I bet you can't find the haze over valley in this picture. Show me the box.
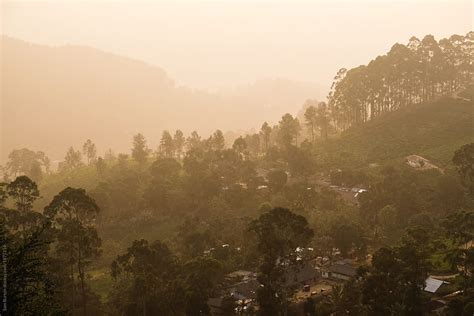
[1,1,473,316]
[2,36,321,163]
[2,0,471,163]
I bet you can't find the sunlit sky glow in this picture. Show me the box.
[2,0,472,92]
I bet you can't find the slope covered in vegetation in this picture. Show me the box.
[327,32,473,128]
[320,94,474,167]
[2,30,473,316]
[1,36,319,163]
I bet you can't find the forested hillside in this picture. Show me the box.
[319,92,474,167]
[327,32,473,129]
[1,36,320,163]
[2,31,473,316]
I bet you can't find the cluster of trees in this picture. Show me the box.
[61,139,99,171]
[0,173,338,316]
[1,174,237,316]
[303,100,329,142]
[306,144,474,316]
[248,207,314,314]
[1,30,472,316]
[131,130,226,164]
[3,148,50,182]
[89,131,341,222]
[2,137,473,315]
[109,239,224,315]
[358,143,473,246]
[2,139,100,182]
[126,110,323,169]
[1,176,102,315]
[5,34,470,185]
[327,32,473,129]
[309,208,474,316]
[255,104,328,154]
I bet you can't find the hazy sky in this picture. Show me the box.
[2,0,472,93]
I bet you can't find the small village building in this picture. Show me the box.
[406,155,440,171]
[353,188,367,198]
[229,279,260,300]
[322,261,357,281]
[226,270,255,281]
[285,262,319,288]
[424,277,447,294]
[225,270,259,300]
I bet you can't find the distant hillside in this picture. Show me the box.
[1,37,320,163]
[321,93,474,167]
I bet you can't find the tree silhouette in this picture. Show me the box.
[131,133,149,165]
[278,113,299,149]
[304,104,317,143]
[82,139,97,165]
[248,207,313,315]
[159,130,174,158]
[45,187,101,316]
[208,130,225,151]
[453,143,474,196]
[328,32,473,129]
[64,147,82,170]
[173,130,186,159]
[6,176,40,212]
[260,122,272,152]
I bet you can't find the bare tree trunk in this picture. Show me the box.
[78,245,87,316]
[71,260,75,316]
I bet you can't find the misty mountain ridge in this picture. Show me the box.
[1,36,322,163]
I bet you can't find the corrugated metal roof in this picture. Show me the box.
[424,277,444,293]
[329,263,357,277]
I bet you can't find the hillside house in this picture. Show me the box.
[285,262,320,288]
[322,261,357,281]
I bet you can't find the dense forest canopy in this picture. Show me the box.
[327,32,473,129]
[1,30,474,316]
